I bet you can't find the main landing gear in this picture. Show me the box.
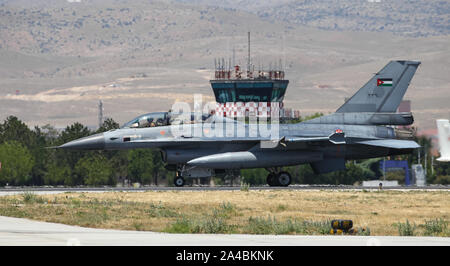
[266,169,291,187]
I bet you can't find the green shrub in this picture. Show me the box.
[433,175,450,185]
[22,192,45,204]
[245,216,330,235]
[147,202,179,218]
[164,216,232,234]
[165,217,191,233]
[240,181,250,192]
[395,220,416,236]
[422,218,448,236]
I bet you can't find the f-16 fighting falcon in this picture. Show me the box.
[58,60,421,187]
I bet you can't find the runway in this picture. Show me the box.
[0,216,448,246]
[0,185,448,196]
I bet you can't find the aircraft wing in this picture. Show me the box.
[354,139,420,149]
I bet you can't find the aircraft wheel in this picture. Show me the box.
[266,173,278,187]
[277,172,291,187]
[174,176,185,187]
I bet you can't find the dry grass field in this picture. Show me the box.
[0,189,448,236]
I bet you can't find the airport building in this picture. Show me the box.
[209,33,291,118]
[210,63,288,118]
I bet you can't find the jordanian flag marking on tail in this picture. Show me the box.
[377,78,393,87]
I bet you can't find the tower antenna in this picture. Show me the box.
[247,31,251,72]
[98,100,103,129]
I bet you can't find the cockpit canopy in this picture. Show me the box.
[121,112,169,129]
[121,112,218,129]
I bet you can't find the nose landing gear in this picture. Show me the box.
[174,171,185,187]
[174,176,185,187]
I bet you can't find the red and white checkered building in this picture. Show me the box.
[215,102,283,118]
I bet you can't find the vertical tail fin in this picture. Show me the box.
[336,60,420,113]
[437,119,450,162]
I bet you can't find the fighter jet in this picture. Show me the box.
[436,119,450,162]
[58,60,421,187]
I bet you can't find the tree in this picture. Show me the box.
[59,122,91,144]
[0,116,35,147]
[29,125,53,185]
[0,117,64,186]
[57,122,91,170]
[48,122,93,185]
[329,162,367,185]
[433,175,450,185]
[241,168,267,185]
[40,124,59,141]
[96,118,128,184]
[127,149,155,184]
[44,162,72,186]
[288,164,316,184]
[150,150,165,186]
[96,118,120,133]
[75,154,112,186]
[0,141,34,186]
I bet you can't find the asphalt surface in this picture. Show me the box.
[0,185,448,196]
[0,216,449,246]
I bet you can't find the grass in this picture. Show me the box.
[421,218,449,237]
[146,201,180,218]
[245,216,331,235]
[22,192,46,204]
[395,220,416,236]
[165,216,233,234]
[240,182,250,192]
[0,190,448,236]
[395,218,449,237]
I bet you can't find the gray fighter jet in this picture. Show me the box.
[59,60,421,187]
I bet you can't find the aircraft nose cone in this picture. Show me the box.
[59,133,105,150]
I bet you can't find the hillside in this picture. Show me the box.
[255,0,450,37]
[178,0,450,37]
[0,0,448,132]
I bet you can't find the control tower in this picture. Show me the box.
[210,33,289,118]
[211,65,288,117]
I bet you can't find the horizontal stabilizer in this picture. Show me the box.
[355,139,420,149]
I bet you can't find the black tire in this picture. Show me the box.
[266,173,278,186]
[277,172,291,187]
[174,176,185,187]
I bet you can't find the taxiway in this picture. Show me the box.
[0,216,448,246]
